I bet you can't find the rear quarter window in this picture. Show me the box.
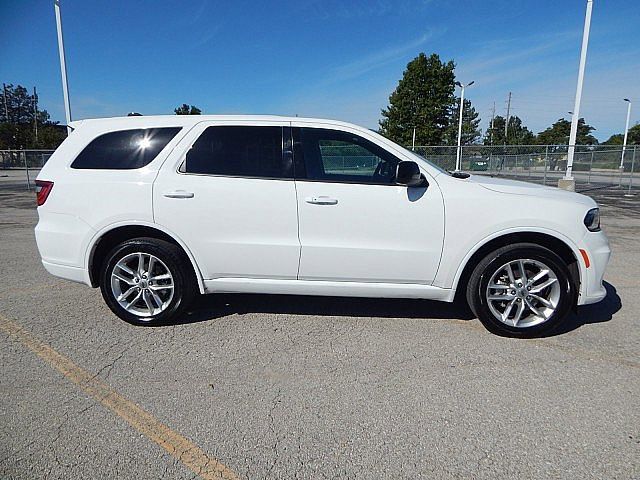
[71,127,181,169]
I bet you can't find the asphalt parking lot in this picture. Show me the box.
[1,184,639,479]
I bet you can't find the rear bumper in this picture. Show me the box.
[41,260,92,286]
[35,210,94,286]
[577,230,611,306]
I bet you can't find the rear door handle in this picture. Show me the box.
[163,190,194,199]
[305,196,338,205]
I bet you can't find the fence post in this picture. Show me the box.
[543,146,548,185]
[588,150,594,184]
[619,149,625,187]
[627,146,637,197]
[24,151,31,190]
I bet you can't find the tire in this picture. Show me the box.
[100,237,196,326]
[466,243,576,338]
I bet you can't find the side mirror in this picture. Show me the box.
[396,161,428,187]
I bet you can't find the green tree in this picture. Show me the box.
[483,115,534,145]
[603,133,624,145]
[174,104,202,115]
[602,124,640,145]
[444,98,481,145]
[535,118,598,145]
[626,124,640,144]
[0,83,65,149]
[379,53,456,145]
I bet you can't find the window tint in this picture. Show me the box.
[71,128,181,169]
[183,126,290,178]
[296,128,400,184]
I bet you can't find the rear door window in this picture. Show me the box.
[182,126,290,179]
[71,128,181,169]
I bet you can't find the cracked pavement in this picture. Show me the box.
[1,186,639,479]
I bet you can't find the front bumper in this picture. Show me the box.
[577,229,611,305]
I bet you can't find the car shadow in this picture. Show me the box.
[543,281,621,337]
[171,292,476,326]
[163,281,621,336]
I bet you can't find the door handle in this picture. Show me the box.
[305,196,338,205]
[163,190,194,199]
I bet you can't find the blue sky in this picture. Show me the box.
[1,0,638,141]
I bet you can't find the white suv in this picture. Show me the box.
[35,115,610,337]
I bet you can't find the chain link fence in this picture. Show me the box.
[0,149,55,190]
[413,144,638,193]
[1,146,637,194]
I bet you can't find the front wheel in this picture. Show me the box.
[466,243,576,337]
[100,237,196,326]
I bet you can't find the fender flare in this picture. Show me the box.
[449,226,586,298]
[83,220,206,294]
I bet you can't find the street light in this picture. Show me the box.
[54,0,72,134]
[619,98,632,170]
[455,80,474,172]
[561,0,593,191]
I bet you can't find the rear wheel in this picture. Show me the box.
[466,243,576,337]
[100,237,196,326]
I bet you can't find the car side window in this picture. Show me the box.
[182,126,290,179]
[71,127,182,169]
[295,128,400,184]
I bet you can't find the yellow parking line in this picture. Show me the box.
[0,313,239,480]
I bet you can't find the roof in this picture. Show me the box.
[68,114,365,131]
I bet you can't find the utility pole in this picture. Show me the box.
[561,0,594,191]
[54,0,72,134]
[455,80,474,172]
[33,86,38,144]
[504,92,512,140]
[2,83,9,122]
[489,101,496,145]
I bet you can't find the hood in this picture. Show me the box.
[467,174,597,208]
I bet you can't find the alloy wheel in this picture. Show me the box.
[485,258,561,328]
[110,252,174,318]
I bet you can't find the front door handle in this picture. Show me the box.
[305,196,338,205]
[163,190,194,199]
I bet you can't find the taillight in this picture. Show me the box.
[35,180,54,206]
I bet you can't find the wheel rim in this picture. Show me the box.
[485,258,561,328]
[110,252,174,318]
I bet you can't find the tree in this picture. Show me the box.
[602,124,640,146]
[174,104,202,115]
[0,83,66,149]
[483,115,534,145]
[626,124,640,145]
[444,98,481,145]
[535,118,597,145]
[603,133,624,145]
[379,53,456,145]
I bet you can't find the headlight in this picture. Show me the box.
[584,208,600,232]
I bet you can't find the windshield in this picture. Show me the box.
[399,145,450,175]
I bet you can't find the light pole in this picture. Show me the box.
[619,98,632,170]
[561,0,593,191]
[455,80,474,172]
[54,0,72,134]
